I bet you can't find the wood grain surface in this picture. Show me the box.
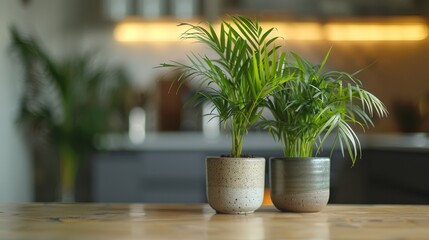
[0,204,428,239]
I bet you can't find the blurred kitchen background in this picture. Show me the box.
[1,0,429,204]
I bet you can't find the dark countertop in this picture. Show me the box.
[97,132,429,152]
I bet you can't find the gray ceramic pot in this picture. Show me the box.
[206,157,265,214]
[270,157,330,212]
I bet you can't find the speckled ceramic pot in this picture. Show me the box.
[270,157,330,212]
[206,157,265,214]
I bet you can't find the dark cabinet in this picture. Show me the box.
[92,151,207,203]
[92,148,429,204]
[330,149,429,204]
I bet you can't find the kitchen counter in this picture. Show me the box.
[98,132,280,152]
[92,132,429,204]
[98,132,429,152]
[2,204,429,239]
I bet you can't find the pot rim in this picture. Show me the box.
[269,157,330,161]
[206,156,265,161]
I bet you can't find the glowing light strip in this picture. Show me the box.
[114,21,188,42]
[114,18,428,42]
[259,22,324,41]
[325,23,428,41]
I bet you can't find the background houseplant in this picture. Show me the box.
[160,16,291,213]
[11,28,133,202]
[264,50,388,212]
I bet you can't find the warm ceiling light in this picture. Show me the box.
[260,22,324,41]
[115,20,325,42]
[114,19,199,42]
[114,17,428,43]
[325,23,428,41]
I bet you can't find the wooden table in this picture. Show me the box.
[1,204,429,239]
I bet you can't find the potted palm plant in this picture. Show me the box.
[160,16,291,214]
[263,50,388,212]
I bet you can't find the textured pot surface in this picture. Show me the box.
[206,157,265,214]
[270,157,330,212]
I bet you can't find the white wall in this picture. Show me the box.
[0,0,75,202]
[0,0,32,203]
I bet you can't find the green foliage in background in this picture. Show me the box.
[10,27,132,199]
[11,28,130,152]
[160,16,292,157]
[261,49,388,165]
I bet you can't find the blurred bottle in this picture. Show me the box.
[129,107,146,144]
[202,101,220,139]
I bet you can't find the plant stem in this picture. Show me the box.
[231,98,262,157]
[59,142,77,202]
[282,133,316,158]
[232,131,244,157]
[231,116,245,157]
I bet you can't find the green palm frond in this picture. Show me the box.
[263,50,388,165]
[160,16,291,157]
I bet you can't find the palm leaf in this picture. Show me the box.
[159,16,287,157]
[262,48,387,164]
